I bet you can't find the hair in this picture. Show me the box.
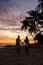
[18,35,20,38]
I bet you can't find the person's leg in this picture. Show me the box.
[25,46,27,54]
[17,46,19,54]
[27,46,29,54]
[18,46,20,54]
[25,46,29,55]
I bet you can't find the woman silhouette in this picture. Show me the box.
[24,36,29,46]
[24,36,29,55]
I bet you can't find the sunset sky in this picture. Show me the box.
[0,0,38,45]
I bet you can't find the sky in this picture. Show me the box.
[0,0,38,45]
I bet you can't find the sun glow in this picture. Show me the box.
[0,35,35,45]
[0,30,35,45]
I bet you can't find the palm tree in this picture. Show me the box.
[21,0,43,44]
[21,10,43,43]
[21,10,43,33]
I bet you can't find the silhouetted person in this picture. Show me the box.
[16,35,21,54]
[24,36,29,55]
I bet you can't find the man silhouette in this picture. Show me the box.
[16,35,21,54]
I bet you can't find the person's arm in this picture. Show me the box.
[20,40,22,43]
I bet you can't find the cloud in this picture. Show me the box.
[0,0,26,33]
[0,13,26,33]
[0,26,22,34]
[0,27,21,30]
[0,13,25,25]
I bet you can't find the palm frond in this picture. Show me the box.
[35,3,41,12]
[38,0,43,2]
[21,20,29,30]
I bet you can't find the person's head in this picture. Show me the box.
[26,36,28,39]
[18,35,20,39]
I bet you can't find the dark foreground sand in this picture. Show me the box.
[0,44,43,65]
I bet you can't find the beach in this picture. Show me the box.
[0,44,43,65]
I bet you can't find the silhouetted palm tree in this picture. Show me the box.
[21,0,43,43]
[21,10,43,43]
[22,10,42,32]
[21,10,38,32]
